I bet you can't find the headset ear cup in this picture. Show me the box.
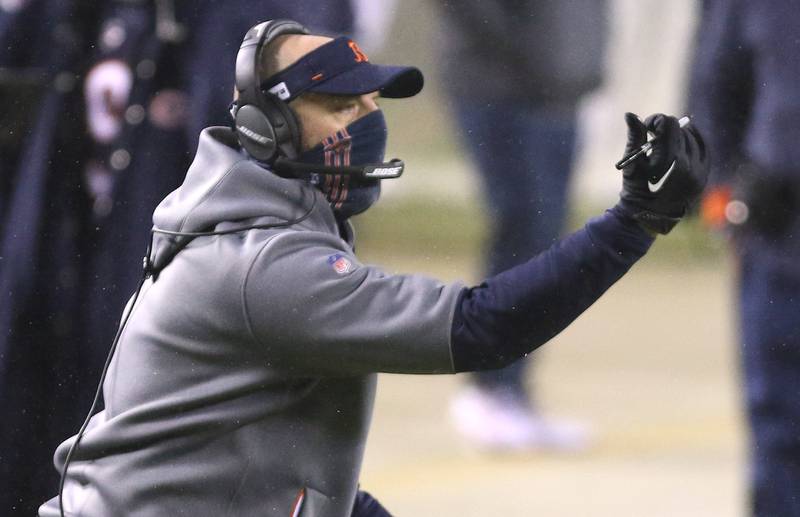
[233,19,308,163]
[234,104,278,162]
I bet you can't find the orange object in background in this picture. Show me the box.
[701,185,733,229]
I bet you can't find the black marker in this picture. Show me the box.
[615,116,691,170]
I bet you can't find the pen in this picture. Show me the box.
[615,115,691,170]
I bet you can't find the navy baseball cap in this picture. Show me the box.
[260,37,424,103]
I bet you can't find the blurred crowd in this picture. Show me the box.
[2,1,799,515]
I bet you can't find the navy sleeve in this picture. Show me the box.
[451,204,654,372]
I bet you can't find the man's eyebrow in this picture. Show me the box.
[322,94,359,107]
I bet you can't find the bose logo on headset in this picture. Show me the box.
[365,165,403,178]
[237,125,273,144]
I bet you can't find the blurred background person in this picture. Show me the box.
[0,0,107,513]
[690,1,800,515]
[0,2,354,513]
[433,0,608,451]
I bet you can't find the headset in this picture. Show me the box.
[233,19,308,163]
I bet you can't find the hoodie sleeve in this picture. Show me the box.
[242,231,463,376]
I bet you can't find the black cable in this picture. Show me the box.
[58,234,152,517]
[57,191,316,516]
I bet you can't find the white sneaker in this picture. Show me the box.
[449,386,592,452]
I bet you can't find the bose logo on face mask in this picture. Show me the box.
[237,125,273,144]
[364,165,403,178]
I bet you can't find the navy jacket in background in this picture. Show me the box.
[688,3,800,515]
[690,0,800,184]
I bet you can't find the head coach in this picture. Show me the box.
[41,19,708,517]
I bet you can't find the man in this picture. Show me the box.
[690,1,800,515]
[42,20,707,517]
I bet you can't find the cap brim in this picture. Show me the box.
[307,64,424,98]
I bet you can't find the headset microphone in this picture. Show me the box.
[273,157,404,180]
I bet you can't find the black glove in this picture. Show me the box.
[619,113,709,234]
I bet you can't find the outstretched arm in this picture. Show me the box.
[452,203,652,371]
[452,113,709,371]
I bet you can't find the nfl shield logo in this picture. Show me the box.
[327,254,353,274]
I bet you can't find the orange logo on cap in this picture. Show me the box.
[348,41,369,63]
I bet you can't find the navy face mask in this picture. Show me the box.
[295,110,387,219]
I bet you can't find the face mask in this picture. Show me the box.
[295,110,387,219]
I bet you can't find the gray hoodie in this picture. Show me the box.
[41,127,462,516]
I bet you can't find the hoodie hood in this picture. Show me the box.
[148,127,337,275]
